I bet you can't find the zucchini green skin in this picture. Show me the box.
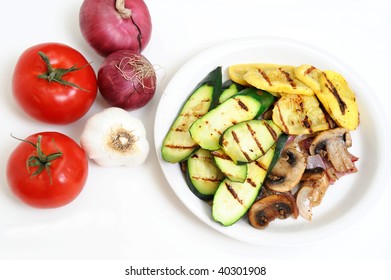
[189,88,272,151]
[185,148,224,200]
[212,146,275,226]
[161,67,222,163]
[218,80,245,104]
[234,88,275,119]
[266,133,288,176]
[220,119,282,164]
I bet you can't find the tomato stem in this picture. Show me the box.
[37,51,90,92]
[11,134,63,185]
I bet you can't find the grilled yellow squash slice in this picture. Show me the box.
[228,64,312,96]
[272,94,330,135]
[242,64,314,95]
[294,64,322,94]
[317,70,360,130]
[228,63,258,86]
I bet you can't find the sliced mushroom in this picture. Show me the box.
[248,193,299,229]
[301,167,325,181]
[309,127,356,173]
[265,148,306,192]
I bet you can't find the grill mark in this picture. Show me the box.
[237,99,249,111]
[246,123,265,154]
[297,95,313,133]
[323,72,347,114]
[279,68,296,88]
[174,121,193,131]
[302,115,312,132]
[232,130,251,162]
[180,113,205,118]
[192,176,221,183]
[214,128,223,136]
[297,95,304,110]
[318,102,332,129]
[164,144,198,150]
[174,119,198,131]
[254,159,268,171]
[232,130,240,143]
[304,65,316,75]
[220,135,228,148]
[264,122,279,142]
[258,69,272,86]
[211,151,231,160]
[231,131,240,145]
[246,178,257,188]
[225,182,243,205]
[242,152,251,162]
[276,103,289,133]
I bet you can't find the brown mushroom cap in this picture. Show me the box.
[265,148,306,192]
[248,193,299,229]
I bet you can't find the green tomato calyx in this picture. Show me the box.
[37,51,90,91]
[12,134,63,185]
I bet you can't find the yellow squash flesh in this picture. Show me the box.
[229,63,314,95]
[294,65,359,130]
[228,63,258,86]
[272,94,330,135]
[317,70,360,130]
[294,64,322,94]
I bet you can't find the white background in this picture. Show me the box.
[0,0,390,273]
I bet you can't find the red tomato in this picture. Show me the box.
[12,43,97,124]
[6,132,89,208]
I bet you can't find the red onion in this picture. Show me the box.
[98,50,156,110]
[306,154,326,170]
[79,0,152,56]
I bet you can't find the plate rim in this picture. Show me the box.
[154,35,391,247]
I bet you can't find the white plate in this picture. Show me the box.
[154,36,390,246]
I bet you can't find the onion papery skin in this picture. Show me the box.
[79,0,152,56]
[98,50,157,110]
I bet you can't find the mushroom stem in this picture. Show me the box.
[309,128,356,173]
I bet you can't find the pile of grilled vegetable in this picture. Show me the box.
[161,63,360,229]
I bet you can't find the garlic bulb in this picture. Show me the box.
[80,107,149,167]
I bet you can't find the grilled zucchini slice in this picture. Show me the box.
[211,149,247,183]
[161,67,222,163]
[212,146,275,226]
[189,88,275,151]
[186,148,224,200]
[272,94,330,135]
[317,70,360,130]
[218,80,244,104]
[220,119,282,164]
